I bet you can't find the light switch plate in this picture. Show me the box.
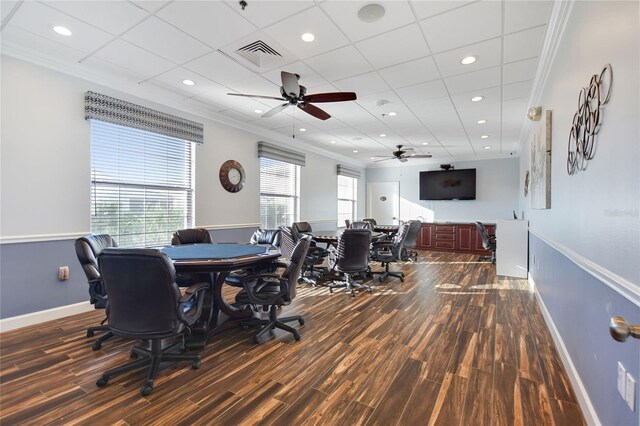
[618,362,627,397]
[625,373,636,411]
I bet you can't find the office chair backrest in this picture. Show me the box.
[362,218,377,225]
[392,222,411,255]
[279,226,296,261]
[350,221,373,230]
[474,222,494,250]
[75,234,118,309]
[404,220,422,249]
[336,229,371,273]
[282,236,312,302]
[98,248,182,339]
[345,219,351,228]
[171,228,212,245]
[291,222,312,241]
[250,228,281,247]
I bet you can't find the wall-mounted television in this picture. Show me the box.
[419,169,476,200]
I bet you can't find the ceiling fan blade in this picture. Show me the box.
[402,146,415,151]
[398,157,409,163]
[374,157,394,162]
[262,103,290,118]
[298,103,331,120]
[409,154,433,158]
[281,71,300,98]
[227,93,285,101]
[303,92,357,103]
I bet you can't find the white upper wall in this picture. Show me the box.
[519,0,639,284]
[0,56,364,239]
[366,158,520,223]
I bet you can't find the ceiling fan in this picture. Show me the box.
[375,145,433,163]
[227,71,356,121]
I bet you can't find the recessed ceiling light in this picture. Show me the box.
[481,135,489,139]
[182,79,195,86]
[301,33,315,42]
[471,96,483,102]
[461,56,477,65]
[370,157,376,160]
[483,146,491,150]
[330,140,336,144]
[388,111,397,116]
[477,119,487,124]
[358,3,386,23]
[410,153,416,156]
[299,128,306,132]
[353,150,359,153]
[53,26,72,36]
[254,109,263,114]
[379,133,386,137]
[422,142,429,145]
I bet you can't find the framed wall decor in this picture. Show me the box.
[531,110,552,209]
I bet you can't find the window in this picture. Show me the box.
[337,175,357,227]
[259,157,300,228]
[90,120,195,247]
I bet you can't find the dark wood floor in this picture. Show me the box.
[0,251,585,425]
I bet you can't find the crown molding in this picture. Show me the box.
[515,0,575,154]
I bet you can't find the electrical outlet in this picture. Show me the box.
[58,266,70,281]
[618,362,627,397]
[626,373,636,411]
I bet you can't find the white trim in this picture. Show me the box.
[304,219,337,225]
[0,231,89,244]
[0,301,94,333]
[530,230,640,307]
[516,0,575,155]
[529,275,601,426]
[198,223,261,231]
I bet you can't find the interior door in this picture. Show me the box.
[367,182,399,225]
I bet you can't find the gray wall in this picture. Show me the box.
[520,2,639,425]
[366,158,520,222]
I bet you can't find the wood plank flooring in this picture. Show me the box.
[0,251,585,425]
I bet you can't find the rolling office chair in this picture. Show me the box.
[290,223,329,283]
[74,234,118,350]
[350,221,374,230]
[96,248,208,396]
[171,228,213,287]
[226,228,284,288]
[344,219,352,229]
[475,222,496,263]
[370,222,410,282]
[401,220,422,261]
[329,229,372,297]
[362,218,377,226]
[235,237,311,343]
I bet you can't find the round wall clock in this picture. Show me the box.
[219,160,245,193]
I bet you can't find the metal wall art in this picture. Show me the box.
[567,64,613,175]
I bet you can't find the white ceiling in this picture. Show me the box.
[1,0,553,167]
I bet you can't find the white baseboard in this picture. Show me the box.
[529,274,601,426]
[0,301,93,333]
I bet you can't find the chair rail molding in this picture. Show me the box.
[199,223,261,231]
[0,231,90,244]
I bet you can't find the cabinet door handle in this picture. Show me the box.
[609,316,640,342]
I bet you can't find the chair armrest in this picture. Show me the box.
[181,282,209,299]
[240,273,288,304]
[178,282,209,326]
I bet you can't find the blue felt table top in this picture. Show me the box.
[159,243,269,260]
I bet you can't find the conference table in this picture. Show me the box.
[159,243,281,347]
[308,229,387,247]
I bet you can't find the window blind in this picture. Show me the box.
[337,164,361,179]
[337,175,357,228]
[90,120,194,247]
[259,157,300,228]
[257,141,305,166]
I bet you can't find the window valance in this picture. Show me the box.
[257,141,305,166]
[337,164,361,179]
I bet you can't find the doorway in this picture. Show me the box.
[367,182,399,225]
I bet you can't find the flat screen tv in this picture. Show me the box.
[419,169,476,200]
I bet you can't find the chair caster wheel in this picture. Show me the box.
[329,288,333,294]
[192,359,201,369]
[96,377,108,388]
[92,341,102,351]
[140,385,153,397]
[87,330,95,338]
[130,350,138,359]
[378,277,384,282]
[253,336,261,344]
[298,318,305,325]
[368,288,373,293]
[293,333,301,341]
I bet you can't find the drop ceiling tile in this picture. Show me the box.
[223,0,314,29]
[7,1,114,54]
[433,128,470,146]
[503,58,538,84]
[320,1,415,42]
[157,1,257,49]
[261,62,327,89]
[504,26,547,63]
[434,38,502,77]
[382,113,424,131]
[130,1,170,13]
[185,51,257,85]
[411,1,475,20]
[1,1,20,22]
[121,16,210,64]
[225,75,281,99]
[378,56,439,89]
[444,66,501,95]
[217,108,261,123]
[0,25,87,62]
[94,39,175,78]
[263,7,349,59]
[410,97,462,133]
[320,102,375,126]
[355,24,430,69]
[149,67,224,97]
[43,1,148,35]
[81,56,148,83]
[420,1,501,53]
[334,72,390,96]
[502,98,528,125]
[395,79,448,103]
[503,81,532,101]
[304,45,372,81]
[504,1,553,34]
[451,86,501,110]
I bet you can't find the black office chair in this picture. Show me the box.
[329,229,372,297]
[350,221,373,230]
[370,222,410,282]
[235,237,311,343]
[249,228,281,247]
[290,223,328,283]
[475,222,496,263]
[362,218,377,226]
[226,228,284,288]
[344,219,351,228]
[171,228,213,287]
[96,248,208,396]
[402,220,422,261]
[74,234,118,350]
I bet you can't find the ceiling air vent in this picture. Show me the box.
[235,40,282,68]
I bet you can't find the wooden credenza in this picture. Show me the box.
[417,222,495,255]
